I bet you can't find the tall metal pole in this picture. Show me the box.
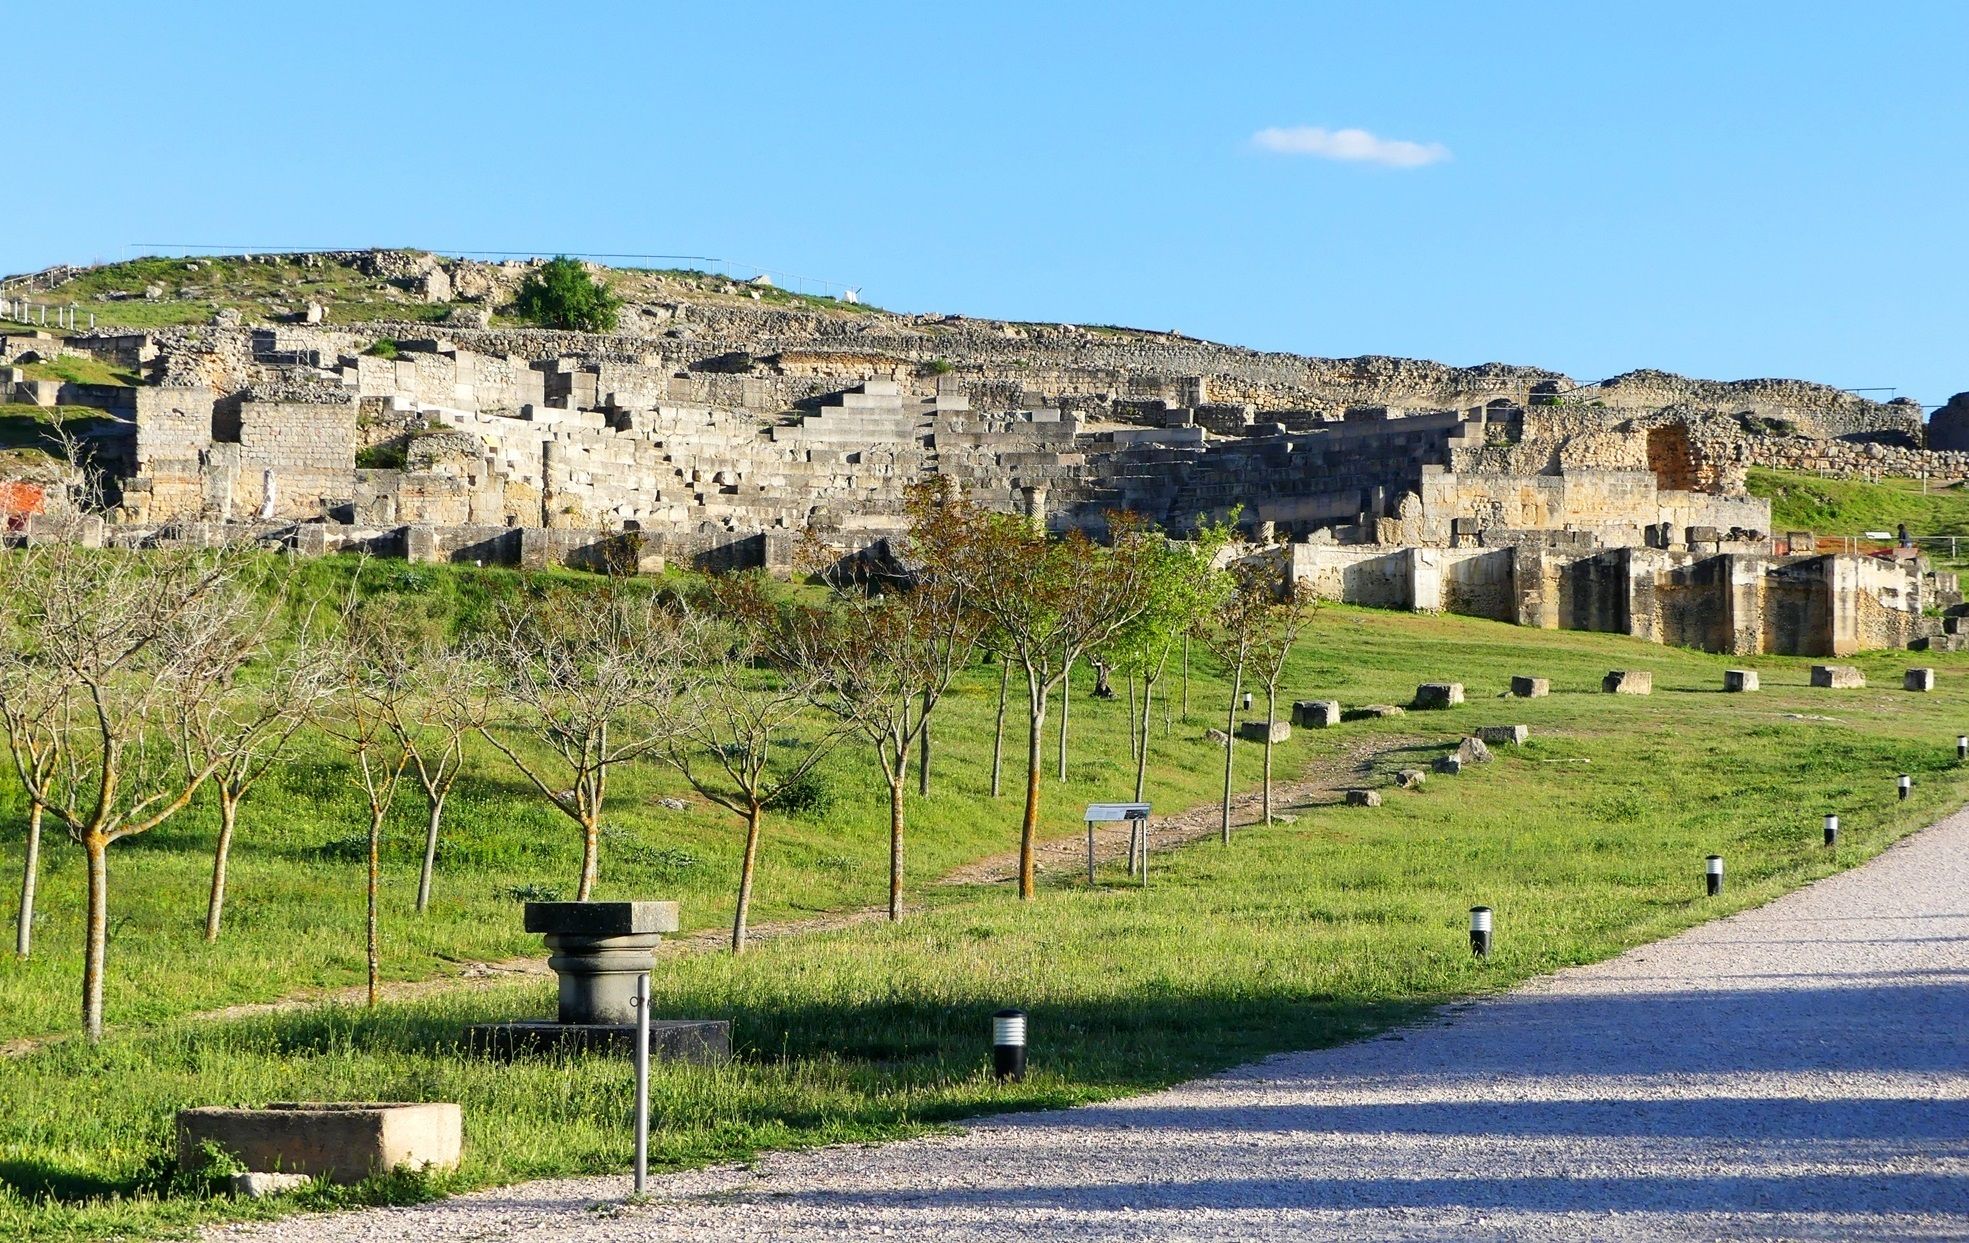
[633,971,650,1195]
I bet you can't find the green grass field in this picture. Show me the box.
[4,588,1968,1240]
[1751,466,1969,556]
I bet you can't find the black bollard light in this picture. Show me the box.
[1242,691,1253,711]
[1469,906,1492,958]
[1705,855,1723,898]
[1899,773,1912,801]
[1824,813,1839,847]
[1957,735,1966,761]
[991,1009,1027,1082]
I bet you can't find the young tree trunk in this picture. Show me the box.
[1127,672,1139,762]
[1182,634,1191,721]
[577,813,600,902]
[415,789,447,913]
[1263,688,1277,824]
[1056,659,1071,783]
[1134,677,1155,803]
[204,792,240,943]
[15,801,42,958]
[990,661,1009,798]
[1220,668,1242,846]
[887,772,906,922]
[1020,702,1044,900]
[917,688,932,798]
[733,801,764,953]
[82,834,108,1042]
[367,805,381,1007]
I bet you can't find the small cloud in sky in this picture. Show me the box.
[1250,125,1450,169]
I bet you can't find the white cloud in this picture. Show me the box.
[1250,126,1450,169]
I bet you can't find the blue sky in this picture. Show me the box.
[15,2,1967,405]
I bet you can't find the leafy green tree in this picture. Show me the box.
[1108,516,1238,805]
[513,256,622,332]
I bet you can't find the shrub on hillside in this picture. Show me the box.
[513,257,621,332]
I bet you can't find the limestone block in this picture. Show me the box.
[1724,669,1760,692]
[1810,665,1865,689]
[1478,725,1528,746]
[1237,719,1290,744]
[1602,671,1653,695]
[1349,704,1406,720]
[1291,699,1342,728]
[1345,788,1381,807]
[1509,676,1550,698]
[1453,736,1493,765]
[230,1171,312,1199]
[1433,755,1464,775]
[1905,667,1938,692]
[1395,768,1427,789]
[177,1102,461,1184]
[1205,727,1230,745]
[1414,682,1465,709]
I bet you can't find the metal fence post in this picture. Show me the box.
[633,971,650,1195]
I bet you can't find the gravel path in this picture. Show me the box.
[213,810,1969,1242]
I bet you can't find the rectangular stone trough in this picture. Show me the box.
[177,1102,460,1184]
[1811,665,1865,689]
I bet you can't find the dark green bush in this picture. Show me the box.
[513,257,621,332]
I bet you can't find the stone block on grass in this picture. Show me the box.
[1346,704,1406,720]
[1344,788,1381,807]
[1724,669,1759,692]
[178,1103,461,1185]
[1414,682,1465,709]
[1291,699,1341,728]
[1433,755,1464,775]
[1237,719,1291,743]
[1906,667,1938,692]
[1510,676,1549,698]
[1810,664,1865,689]
[1602,671,1652,695]
[1478,725,1528,746]
[1453,735,1493,765]
[1395,768,1427,789]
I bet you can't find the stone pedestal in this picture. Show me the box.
[1811,664,1865,689]
[530,900,676,1025]
[466,901,730,1064]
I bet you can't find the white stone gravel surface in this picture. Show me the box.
[213,812,1969,1242]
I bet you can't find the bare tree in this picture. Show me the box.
[394,642,492,913]
[180,594,330,942]
[667,579,844,952]
[0,541,261,1040]
[478,584,685,901]
[0,644,67,959]
[320,593,416,1008]
[924,496,1159,900]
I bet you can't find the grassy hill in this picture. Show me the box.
[5,576,1968,1239]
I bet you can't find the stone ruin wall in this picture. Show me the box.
[3,287,1951,657]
